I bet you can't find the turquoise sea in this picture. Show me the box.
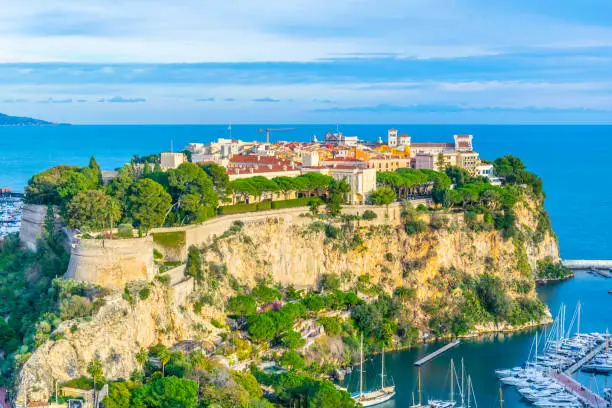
[0,124,610,260]
[1,125,611,407]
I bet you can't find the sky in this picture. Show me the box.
[1,0,612,124]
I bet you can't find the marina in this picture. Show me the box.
[0,191,23,239]
[341,273,612,408]
[496,302,611,407]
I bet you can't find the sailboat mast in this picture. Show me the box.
[360,334,364,397]
[535,331,538,364]
[450,359,455,403]
[467,376,472,408]
[577,301,581,335]
[418,368,422,406]
[461,358,465,407]
[381,347,385,388]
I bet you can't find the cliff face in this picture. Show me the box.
[18,197,558,402]
[19,283,226,402]
[213,198,558,293]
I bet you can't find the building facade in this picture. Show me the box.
[160,152,186,170]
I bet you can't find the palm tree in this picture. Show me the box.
[87,358,104,408]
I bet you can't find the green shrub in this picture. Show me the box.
[218,202,259,215]
[320,273,340,291]
[153,249,163,260]
[227,295,257,316]
[117,223,134,238]
[156,274,171,285]
[138,286,150,301]
[257,200,272,211]
[211,319,225,329]
[59,296,93,319]
[152,231,186,251]
[404,220,427,235]
[361,210,377,220]
[280,330,305,349]
[324,224,341,239]
[271,197,314,209]
[318,316,342,336]
[536,257,573,280]
[253,284,282,304]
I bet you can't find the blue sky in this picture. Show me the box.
[1,0,612,124]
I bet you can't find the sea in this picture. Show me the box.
[1,124,611,407]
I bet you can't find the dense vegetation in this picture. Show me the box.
[536,257,573,280]
[0,208,104,385]
[25,158,353,234]
[97,345,277,408]
[13,153,559,406]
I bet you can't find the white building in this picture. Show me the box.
[302,151,320,167]
[160,152,186,170]
[397,133,411,148]
[302,166,376,205]
[388,128,398,147]
[186,143,205,153]
[476,163,502,185]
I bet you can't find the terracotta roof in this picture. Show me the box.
[411,143,454,148]
[322,158,365,162]
[228,165,299,175]
[229,154,293,167]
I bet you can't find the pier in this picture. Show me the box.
[550,372,608,408]
[564,341,607,375]
[414,339,460,366]
[562,260,612,270]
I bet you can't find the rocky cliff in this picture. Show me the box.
[18,196,558,402]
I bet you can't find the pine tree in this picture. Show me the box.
[89,156,103,185]
[44,204,55,238]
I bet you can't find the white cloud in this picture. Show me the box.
[3,0,612,63]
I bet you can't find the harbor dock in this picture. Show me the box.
[550,372,608,408]
[565,341,607,375]
[414,339,460,366]
[563,260,612,270]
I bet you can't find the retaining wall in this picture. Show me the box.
[66,236,155,289]
[66,200,430,288]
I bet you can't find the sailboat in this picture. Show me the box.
[351,334,396,407]
[412,359,477,408]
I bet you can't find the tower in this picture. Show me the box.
[388,128,398,147]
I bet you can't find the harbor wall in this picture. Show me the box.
[562,260,612,269]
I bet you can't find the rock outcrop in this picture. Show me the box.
[18,197,558,402]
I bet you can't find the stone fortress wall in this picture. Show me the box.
[21,200,430,289]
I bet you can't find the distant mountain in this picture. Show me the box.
[0,113,56,126]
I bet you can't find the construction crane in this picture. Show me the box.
[257,127,296,144]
